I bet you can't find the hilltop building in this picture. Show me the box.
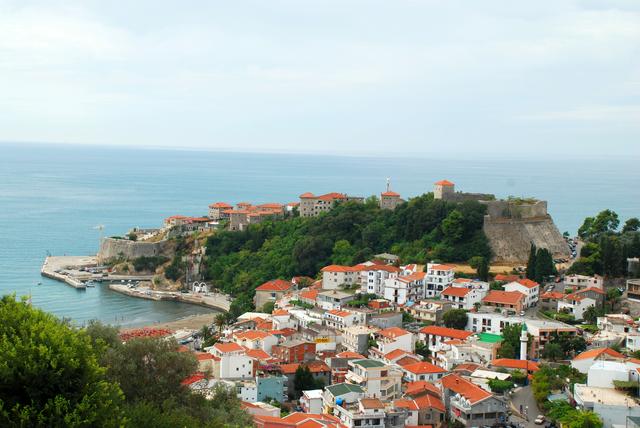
[299,192,364,217]
[380,179,403,210]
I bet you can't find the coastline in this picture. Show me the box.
[107,283,231,313]
[121,312,222,332]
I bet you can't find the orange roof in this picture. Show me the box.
[335,351,365,359]
[234,330,272,341]
[482,290,524,305]
[395,394,445,412]
[434,180,454,186]
[181,372,206,385]
[255,320,273,331]
[256,279,293,292]
[299,192,316,198]
[430,264,456,271]
[573,347,625,361]
[398,272,426,282]
[327,309,352,317]
[397,356,422,367]
[420,326,473,340]
[452,363,481,373]
[405,380,442,397]
[495,274,519,282]
[272,309,290,316]
[576,287,605,295]
[402,361,446,375]
[280,361,330,374]
[321,265,358,273]
[515,278,539,289]
[440,374,491,404]
[381,191,400,197]
[541,291,565,300]
[195,352,215,361]
[299,288,319,301]
[441,287,472,298]
[378,327,410,339]
[385,349,412,361]
[317,192,347,201]
[491,358,540,372]
[244,348,272,361]
[209,202,232,208]
[213,342,244,354]
[361,265,401,273]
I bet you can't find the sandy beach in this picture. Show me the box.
[123,313,221,332]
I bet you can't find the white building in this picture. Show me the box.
[384,272,425,305]
[345,359,403,401]
[317,290,356,310]
[440,286,484,310]
[424,263,455,298]
[557,293,596,321]
[360,265,401,296]
[324,309,359,330]
[233,330,279,354]
[321,265,360,290]
[570,348,626,374]
[565,274,604,290]
[208,342,254,380]
[300,389,324,414]
[400,361,447,382]
[369,327,414,359]
[504,279,540,308]
[419,325,474,356]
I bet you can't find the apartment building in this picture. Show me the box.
[345,359,403,401]
[360,265,401,296]
[440,286,484,310]
[504,279,540,308]
[299,192,364,217]
[384,272,426,305]
[424,263,455,298]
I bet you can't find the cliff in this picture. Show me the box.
[481,200,569,263]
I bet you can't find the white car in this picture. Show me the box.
[534,415,545,425]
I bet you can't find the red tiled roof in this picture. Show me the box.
[395,394,445,412]
[195,352,215,361]
[441,286,472,297]
[361,265,401,273]
[321,265,359,273]
[440,374,492,404]
[272,309,290,316]
[397,356,422,367]
[452,362,481,373]
[244,348,272,361]
[515,278,539,289]
[256,279,293,292]
[181,372,205,385]
[398,272,426,282]
[317,192,347,201]
[576,287,605,295]
[209,202,232,208]
[482,290,524,306]
[327,309,352,317]
[420,326,473,340]
[495,274,519,282]
[384,349,411,361]
[299,192,316,198]
[299,288,319,301]
[405,380,442,397]
[234,330,272,340]
[491,358,540,372]
[381,191,400,197]
[573,347,625,361]
[402,361,447,375]
[213,342,244,354]
[280,361,330,374]
[430,264,456,271]
[541,291,565,300]
[335,351,365,359]
[378,327,410,339]
[434,180,454,186]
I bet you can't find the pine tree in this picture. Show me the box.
[534,248,555,283]
[526,243,537,280]
[477,257,490,281]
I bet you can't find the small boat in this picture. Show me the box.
[37,282,42,286]
[85,281,96,288]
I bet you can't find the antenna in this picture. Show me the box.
[386,177,390,192]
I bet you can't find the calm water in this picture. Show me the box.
[1,143,638,326]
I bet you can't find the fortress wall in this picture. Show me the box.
[98,237,174,262]
[482,200,548,220]
[483,215,570,263]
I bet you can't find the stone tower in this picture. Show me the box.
[520,323,528,360]
[433,180,455,200]
[380,178,402,210]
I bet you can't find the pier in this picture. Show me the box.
[41,256,98,289]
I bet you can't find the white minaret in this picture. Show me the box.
[520,323,528,360]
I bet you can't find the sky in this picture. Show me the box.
[1,0,639,158]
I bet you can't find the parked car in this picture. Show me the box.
[534,415,545,425]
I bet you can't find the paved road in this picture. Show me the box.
[509,385,541,428]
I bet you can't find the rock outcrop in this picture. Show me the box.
[98,237,174,262]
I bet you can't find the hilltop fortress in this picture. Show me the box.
[434,180,570,264]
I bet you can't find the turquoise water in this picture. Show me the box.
[1,142,638,326]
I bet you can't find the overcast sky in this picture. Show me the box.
[1,0,639,158]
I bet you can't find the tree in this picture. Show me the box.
[415,341,430,359]
[293,365,321,398]
[442,210,465,243]
[0,295,124,427]
[443,309,468,330]
[331,239,356,266]
[497,341,516,359]
[606,288,622,311]
[488,379,514,393]
[582,305,604,324]
[214,313,226,334]
[499,323,525,359]
[468,256,484,269]
[541,342,563,361]
[623,218,640,233]
[563,411,603,428]
[477,257,490,281]
[261,301,276,314]
[101,337,197,404]
[526,243,537,280]
[534,248,555,283]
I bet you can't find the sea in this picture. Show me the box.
[1,142,638,327]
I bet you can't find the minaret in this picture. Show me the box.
[386,177,391,193]
[520,323,528,360]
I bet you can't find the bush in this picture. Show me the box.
[488,379,514,393]
[133,256,169,272]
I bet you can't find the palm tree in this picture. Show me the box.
[215,313,226,334]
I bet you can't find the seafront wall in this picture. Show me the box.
[108,284,231,312]
[98,237,174,262]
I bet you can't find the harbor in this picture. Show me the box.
[41,255,230,313]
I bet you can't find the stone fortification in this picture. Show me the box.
[98,237,174,262]
[481,199,569,263]
[433,180,569,263]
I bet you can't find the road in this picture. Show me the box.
[509,385,541,428]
